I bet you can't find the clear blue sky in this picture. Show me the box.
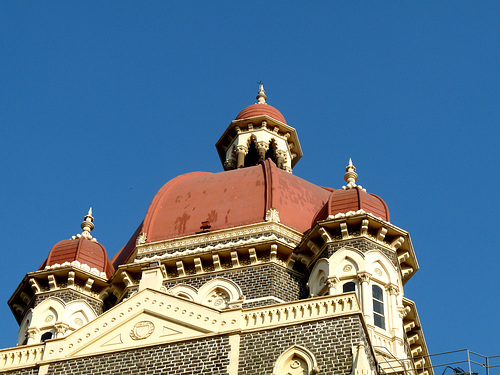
[1,2,499,359]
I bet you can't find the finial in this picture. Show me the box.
[81,207,95,238]
[343,158,359,189]
[256,81,267,104]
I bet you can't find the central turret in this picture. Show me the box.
[215,84,302,173]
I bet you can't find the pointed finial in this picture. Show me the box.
[343,158,359,189]
[81,207,95,238]
[256,82,267,104]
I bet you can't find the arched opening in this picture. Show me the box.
[244,139,260,167]
[41,331,53,342]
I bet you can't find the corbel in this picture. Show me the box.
[47,275,57,290]
[397,251,410,263]
[270,244,278,261]
[248,248,258,263]
[68,271,75,287]
[340,222,349,239]
[306,240,322,256]
[360,219,369,236]
[121,271,134,287]
[407,333,419,345]
[83,278,94,293]
[411,345,423,356]
[376,227,387,242]
[176,261,185,277]
[401,266,414,278]
[212,254,222,271]
[194,258,203,273]
[20,291,31,305]
[318,227,332,243]
[391,236,405,249]
[230,251,240,267]
[29,278,41,294]
[404,321,415,332]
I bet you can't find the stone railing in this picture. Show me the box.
[242,292,360,330]
[0,344,44,372]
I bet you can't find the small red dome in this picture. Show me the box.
[314,187,390,223]
[40,237,114,277]
[236,103,287,124]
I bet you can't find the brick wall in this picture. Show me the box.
[163,263,307,302]
[45,336,230,375]
[321,238,398,267]
[238,315,375,375]
[2,369,37,375]
[34,290,103,315]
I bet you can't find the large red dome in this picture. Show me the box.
[235,103,287,124]
[112,160,330,267]
[40,237,115,277]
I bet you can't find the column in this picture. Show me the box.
[386,283,400,336]
[357,272,372,324]
[235,145,248,168]
[326,276,340,295]
[256,141,269,163]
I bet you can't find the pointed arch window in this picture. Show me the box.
[372,285,385,329]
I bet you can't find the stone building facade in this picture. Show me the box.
[2,85,431,375]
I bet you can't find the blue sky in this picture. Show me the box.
[1,2,499,359]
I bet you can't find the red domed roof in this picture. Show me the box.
[236,103,287,124]
[314,187,390,223]
[40,237,114,277]
[112,160,330,266]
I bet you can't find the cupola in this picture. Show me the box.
[216,84,302,173]
[314,159,390,222]
[39,208,114,277]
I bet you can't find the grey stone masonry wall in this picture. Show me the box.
[238,315,374,375]
[45,335,230,375]
[321,237,398,267]
[34,289,103,315]
[1,369,37,375]
[163,263,307,302]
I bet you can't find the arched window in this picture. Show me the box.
[372,285,385,329]
[343,281,356,293]
[272,345,318,375]
[41,332,53,342]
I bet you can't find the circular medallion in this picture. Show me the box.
[130,321,155,340]
[74,318,83,326]
[375,268,382,276]
[343,265,353,272]
[45,315,54,323]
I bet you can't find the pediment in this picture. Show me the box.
[43,288,241,360]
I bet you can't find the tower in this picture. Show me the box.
[2,86,430,375]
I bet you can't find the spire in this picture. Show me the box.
[342,158,366,191]
[343,158,358,189]
[80,207,95,239]
[256,82,267,104]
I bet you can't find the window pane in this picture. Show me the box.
[343,282,355,293]
[372,285,383,300]
[373,300,384,314]
[374,314,385,329]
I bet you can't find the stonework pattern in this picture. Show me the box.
[238,316,373,375]
[45,336,230,375]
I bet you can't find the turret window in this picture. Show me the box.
[372,285,385,329]
[40,332,53,342]
[343,282,356,293]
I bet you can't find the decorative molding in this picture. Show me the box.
[136,222,301,261]
[265,208,281,223]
